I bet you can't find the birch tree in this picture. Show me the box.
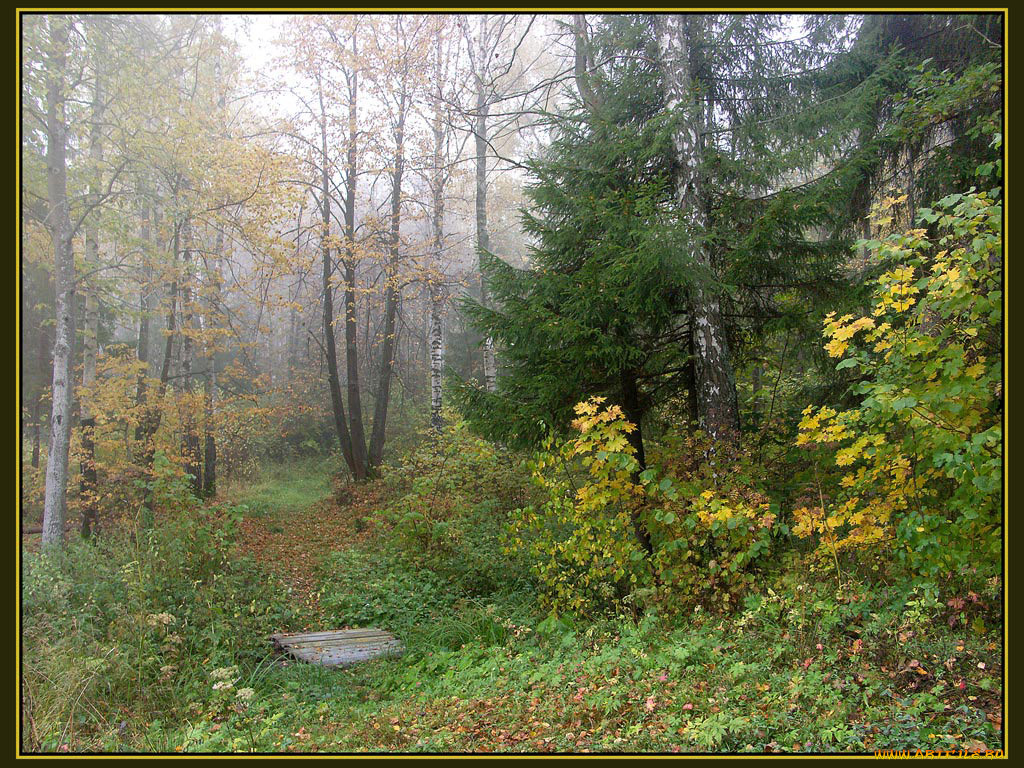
[656,14,740,445]
[39,15,75,546]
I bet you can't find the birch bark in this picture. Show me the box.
[656,14,740,444]
[41,16,74,546]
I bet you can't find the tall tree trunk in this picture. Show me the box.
[684,313,699,428]
[368,88,406,469]
[31,396,42,469]
[318,77,356,475]
[138,221,179,528]
[41,15,74,548]
[620,371,655,559]
[343,45,369,480]
[429,284,445,433]
[79,287,99,537]
[202,25,224,500]
[286,206,304,373]
[134,197,152,440]
[180,219,202,494]
[202,222,223,500]
[429,31,447,435]
[32,318,49,469]
[657,14,739,445]
[572,14,599,112]
[474,82,498,393]
[79,55,103,538]
[201,313,218,498]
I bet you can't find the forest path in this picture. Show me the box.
[229,459,385,627]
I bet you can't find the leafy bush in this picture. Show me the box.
[510,398,653,615]
[376,419,531,594]
[511,398,782,617]
[21,502,298,752]
[794,186,1002,587]
[646,430,785,613]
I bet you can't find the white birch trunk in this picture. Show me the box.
[657,14,739,444]
[476,91,498,393]
[41,16,74,547]
[429,284,445,433]
[469,17,498,393]
[429,25,450,434]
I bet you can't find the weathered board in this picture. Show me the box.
[269,629,403,667]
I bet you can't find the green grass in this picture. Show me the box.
[22,456,1004,755]
[239,546,1002,755]
[223,455,337,519]
[147,567,1003,754]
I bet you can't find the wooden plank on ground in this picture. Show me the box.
[270,628,403,667]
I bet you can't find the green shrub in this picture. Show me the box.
[794,186,1002,587]
[510,398,782,618]
[21,502,298,752]
[376,419,532,594]
[316,549,453,638]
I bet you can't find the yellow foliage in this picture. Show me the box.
[794,188,1003,579]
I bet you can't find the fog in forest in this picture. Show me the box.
[20,13,1003,756]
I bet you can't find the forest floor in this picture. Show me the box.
[21,455,1004,754]
[212,458,1004,755]
[231,460,384,624]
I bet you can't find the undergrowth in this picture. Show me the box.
[21,422,1003,754]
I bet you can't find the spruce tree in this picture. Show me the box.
[457,12,1001,460]
[456,14,860,450]
[455,14,683,469]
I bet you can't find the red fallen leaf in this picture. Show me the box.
[802,657,814,669]
[682,703,694,710]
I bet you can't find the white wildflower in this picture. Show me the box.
[210,666,238,681]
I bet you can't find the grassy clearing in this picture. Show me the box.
[223,455,338,520]
[145,538,1002,754]
[208,536,1002,754]
[22,452,1003,754]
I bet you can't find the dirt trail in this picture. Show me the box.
[237,481,386,624]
